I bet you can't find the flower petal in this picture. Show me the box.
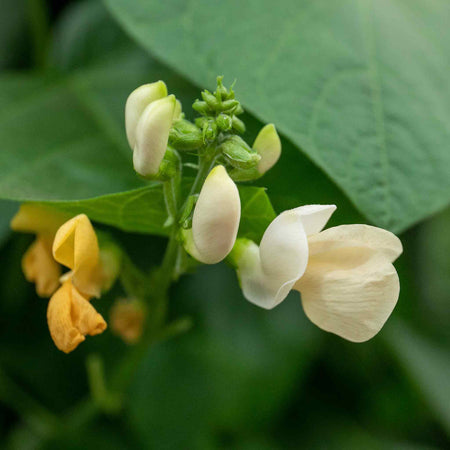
[22,236,61,297]
[133,95,176,177]
[238,204,336,309]
[252,123,281,174]
[125,81,168,149]
[53,214,101,297]
[296,225,402,342]
[11,204,69,235]
[192,165,241,264]
[47,281,85,353]
[47,280,106,353]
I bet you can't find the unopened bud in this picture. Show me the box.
[133,95,176,177]
[188,165,241,264]
[110,298,146,344]
[125,81,167,149]
[218,99,239,113]
[216,113,232,132]
[192,100,210,115]
[201,90,219,109]
[231,116,246,134]
[203,120,218,142]
[220,136,260,169]
[173,99,183,121]
[253,124,281,175]
[169,120,203,150]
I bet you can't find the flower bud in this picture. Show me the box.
[173,99,183,121]
[110,298,146,344]
[216,113,233,132]
[133,95,176,177]
[190,165,241,264]
[253,124,281,175]
[220,136,260,169]
[169,119,203,150]
[125,81,167,149]
[231,116,246,134]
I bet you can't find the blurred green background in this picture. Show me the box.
[0,1,449,449]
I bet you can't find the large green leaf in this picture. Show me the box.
[36,184,275,241]
[104,0,450,232]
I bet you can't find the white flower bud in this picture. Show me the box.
[125,81,168,149]
[173,99,183,122]
[133,95,176,177]
[253,124,281,175]
[190,165,241,264]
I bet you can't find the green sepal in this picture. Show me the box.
[220,135,261,169]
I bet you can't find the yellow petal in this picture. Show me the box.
[22,236,61,297]
[11,204,69,235]
[47,280,106,353]
[296,225,402,342]
[53,214,101,298]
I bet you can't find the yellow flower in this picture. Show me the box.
[11,204,69,297]
[110,298,146,344]
[52,213,103,298]
[49,214,108,353]
[22,236,61,297]
[47,280,106,353]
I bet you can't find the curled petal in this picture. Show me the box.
[238,205,336,309]
[253,124,281,174]
[296,225,402,342]
[125,81,168,149]
[22,236,61,297]
[47,281,106,353]
[53,214,101,297]
[133,95,176,177]
[192,165,241,264]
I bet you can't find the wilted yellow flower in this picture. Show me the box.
[48,214,108,353]
[110,298,146,344]
[11,204,69,297]
[47,280,106,353]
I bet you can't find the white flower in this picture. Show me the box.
[253,123,281,175]
[132,95,176,177]
[235,205,402,342]
[183,165,241,264]
[125,81,168,149]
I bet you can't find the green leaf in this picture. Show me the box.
[0,2,199,203]
[104,0,450,232]
[33,184,274,242]
[384,320,450,437]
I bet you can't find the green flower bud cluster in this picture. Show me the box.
[167,76,266,179]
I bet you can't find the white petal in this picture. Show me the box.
[133,95,176,177]
[125,81,167,149]
[238,204,336,310]
[307,224,403,262]
[192,166,240,264]
[296,225,402,342]
[289,204,337,236]
[252,124,281,174]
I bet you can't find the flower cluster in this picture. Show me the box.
[10,76,402,353]
[12,207,121,353]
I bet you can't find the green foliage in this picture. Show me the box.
[104,0,450,233]
[36,184,275,242]
[0,0,449,449]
